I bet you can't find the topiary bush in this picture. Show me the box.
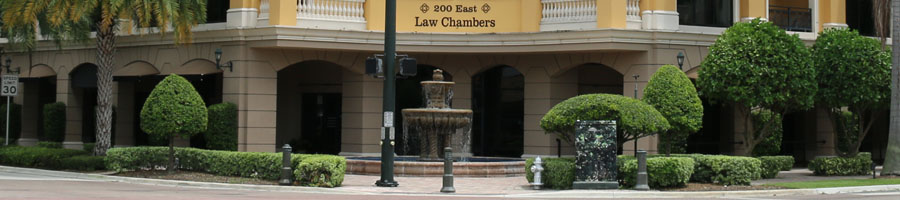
[0,146,88,169]
[644,65,703,155]
[540,94,670,149]
[0,103,22,144]
[140,74,208,172]
[808,152,873,176]
[813,28,891,157]
[36,141,63,149]
[60,155,107,171]
[619,157,694,188]
[294,155,346,188]
[42,102,66,142]
[689,155,762,185]
[758,156,794,179]
[697,18,816,156]
[752,110,783,157]
[524,157,576,189]
[204,102,237,151]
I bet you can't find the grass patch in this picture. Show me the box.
[765,178,900,189]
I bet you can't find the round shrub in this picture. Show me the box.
[644,65,703,155]
[205,102,237,151]
[692,155,762,185]
[294,156,347,188]
[0,103,22,144]
[809,152,873,176]
[42,102,66,142]
[620,157,694,188]
[60,155,107,171]
[540,94,670,147]
[140,74,208,171]
[758,156,794,179]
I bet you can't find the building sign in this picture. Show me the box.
[399,0,522,33]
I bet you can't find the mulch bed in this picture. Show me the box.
[115,170,277,185]
[660,183,787,191]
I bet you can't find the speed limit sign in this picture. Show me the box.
[1,75,18,96]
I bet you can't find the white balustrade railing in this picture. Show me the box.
[541,0,597,24]
[627,0,641,21]
[298,0,366,22]
[259,0,270,19]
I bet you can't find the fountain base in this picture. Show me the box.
[346,156,525,177]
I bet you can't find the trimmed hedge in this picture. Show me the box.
[808,152,873,176]
[105,147,346,187]
[758,156,794,179]
[42,102,67,142]
[83,143,96,152]
[689,155,762,185]
[36,141,63,149]
[205,102,238,151]
[524,157,576,189]
[294,156,347,187]
[0,146,88,169]
[60,155,106,171]
[619,157,694,188]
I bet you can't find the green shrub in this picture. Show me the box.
[83,143,96,152]
[294,155,346,187]
[0,146,88,169]
[690,155,762,185]
[540,94,670,148]
[205,102,238,151]
[524,157,576,189]
[36,141,63,149]
[758,156,794,179]
[644,65,704,155]
[752,110,783,157]
[105,147,343,187]
[0,103,22,144]
[42,102,67,142]
[808,152,873,176]
[618,157,694,188]
[60,155,106,171]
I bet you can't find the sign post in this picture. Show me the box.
[1,75,18,146]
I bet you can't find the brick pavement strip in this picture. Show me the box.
[3,165,900,199]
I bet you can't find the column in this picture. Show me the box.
[522,66,576,158]
[269,0,298,26]
[739,0,768,22]
[224,56,279,152]
[227,0,259,28]
[59,75,83,150]
[114,82,134,147]
[817,0,847,31]
[339,72,383,156]
[520,0,542,32]
[639,0,678,30]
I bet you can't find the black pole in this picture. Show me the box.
[375,0,399,187]
[556,139,561,158]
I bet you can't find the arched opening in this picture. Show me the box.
[70,63,98,144]
[22,65,57,142]
[575,63,624,95]
[394,65,453,156]
[472,65,523,157]
[277,61,343,154]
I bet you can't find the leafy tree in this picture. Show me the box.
[696,19,816,156]
[1,0,207,155]
[643,65,703,156]
[751,109,782,157]
[812,28,891,157]
[540,94,670,153]
[141,74,207,173]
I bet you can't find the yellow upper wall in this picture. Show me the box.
[230,0,260,9]
[369,0,533,33]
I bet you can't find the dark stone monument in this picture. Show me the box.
[572,120,618,189]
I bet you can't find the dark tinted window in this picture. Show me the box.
[677,0,733,27]
[846,0,876,36]
[207,0,229,23]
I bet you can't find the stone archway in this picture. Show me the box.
[70,63,99,144]
[19,64,58,145]
[276,60,345,154]
[472,65,524,157]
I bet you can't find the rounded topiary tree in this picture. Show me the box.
[697,18,816,156]
[205,102,237,151]
[140,74,208,173]
[540,94,670,152]
[42,102,67,142]
[643,65,703,156]
[812,28,891,157]
[751,109,783,157]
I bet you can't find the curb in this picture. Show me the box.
[3,165,900,198]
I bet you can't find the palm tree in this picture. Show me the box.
[884,0,900,176]
[1,0,206,155]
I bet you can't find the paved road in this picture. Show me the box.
[0,170,898,200]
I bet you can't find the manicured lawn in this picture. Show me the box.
[765,178,900,189]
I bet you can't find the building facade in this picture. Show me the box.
[2,0,887,162]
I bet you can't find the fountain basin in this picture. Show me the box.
[346,156,525,177]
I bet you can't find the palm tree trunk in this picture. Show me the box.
[92,25,116,156]
[884,0,900,176]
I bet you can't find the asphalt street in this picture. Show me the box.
[0,170,898,200]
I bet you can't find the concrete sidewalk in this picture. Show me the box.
[2,165,899,199]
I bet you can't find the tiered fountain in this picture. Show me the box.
[401,69,472,161]
[345,69,524,177]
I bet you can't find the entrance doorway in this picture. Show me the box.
[70,64,98,144]
[300,93,341,154]
[472,66,524,157]
[276,61,343,154]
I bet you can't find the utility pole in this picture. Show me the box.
[375,0,399,187]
